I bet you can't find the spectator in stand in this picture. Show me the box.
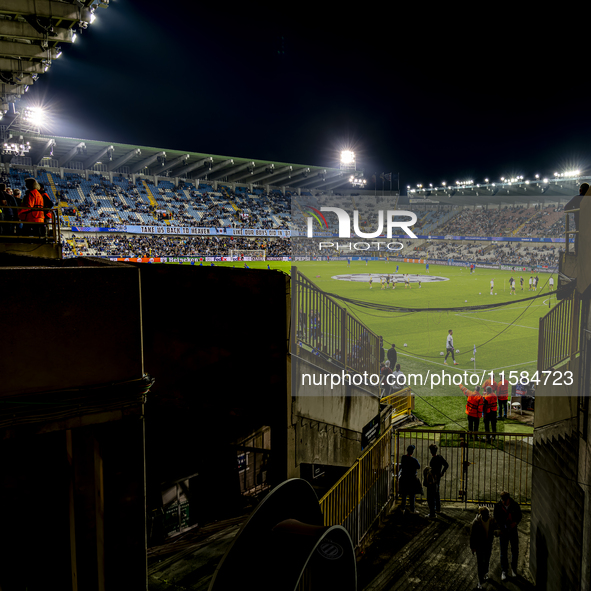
[12,189,22,234]
[19,178,46,237]
[0,183,18,235]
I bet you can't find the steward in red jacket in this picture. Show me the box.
[460,384,483,439]
[18,178,45,236]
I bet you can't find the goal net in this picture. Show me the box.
[229,249,266,261]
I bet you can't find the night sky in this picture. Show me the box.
[25,1,589,193]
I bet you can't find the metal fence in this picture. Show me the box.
[319,426,394,548]
[395,428,533,506]
[234,426,271,497]
[293,266,380,376]
[538,290,581,371]
[0,205,61,244]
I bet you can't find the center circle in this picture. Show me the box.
[330,273,450,283]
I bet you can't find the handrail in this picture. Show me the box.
[0,205,60,245]
[319,425,394,547]
[538,290,581,371]
[380,387,413,421]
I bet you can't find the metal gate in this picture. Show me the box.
[395,428,533,506]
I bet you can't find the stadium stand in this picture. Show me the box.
[0,131,582,266]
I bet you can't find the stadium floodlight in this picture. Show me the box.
[23,106,46,128]
[340,150,356,171]
[341,150,355,163]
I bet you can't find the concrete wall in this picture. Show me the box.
[290,350,380,469]
[0,263,143,397]
[0,256,148,590]
[530,423,585,590]
[530,216,591,590]
[534,359,579,431]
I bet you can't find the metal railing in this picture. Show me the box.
[0,204,61,244]
[395,428,533,506]
[319,425,393,548]
[380,387,413,422]
[293,266,380,377]
[234,426,271,497]
[538,290,581,371]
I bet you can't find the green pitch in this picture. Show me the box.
[298,259,547,431]
[200,259,548,430]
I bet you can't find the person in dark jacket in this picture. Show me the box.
[380,360,393,398]
[470,506,499,589]
[494,491,522,580]
[426,444,449,517]
[387,343,397,368]
[399,444,420,514]
[39,184,54,236]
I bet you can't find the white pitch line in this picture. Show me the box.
[398,350,537,373]
[454,313,538,330]
[488,360,537,371]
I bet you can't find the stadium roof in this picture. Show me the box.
[0,0,108,109]
[10,131,359,189]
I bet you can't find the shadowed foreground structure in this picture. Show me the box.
[359,503,533,591]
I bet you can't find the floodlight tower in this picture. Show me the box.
[340,150,356,172]
[0,103,47,156]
